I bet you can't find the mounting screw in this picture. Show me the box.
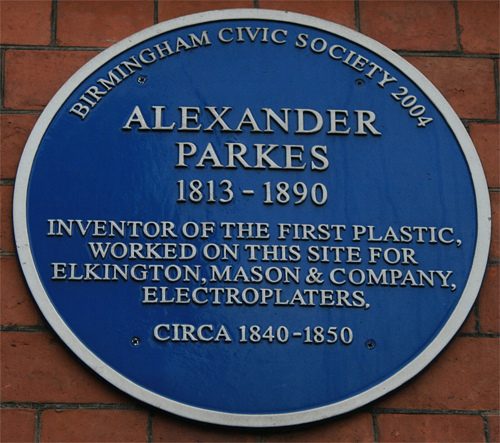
[355,79,365,87]
[365,339,376,350]
[137,76,147,84]
[130,337,141,346]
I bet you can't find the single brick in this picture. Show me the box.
[407,57,496,120]
[1,331,133,404]
[153,412,374,442]
[375,336,499,410]
[263,413,374,442]
[478,265,499,334]
[158,0,254,21]
[0,408,37,443]
[152,414,258,442]
[259,1,356,30]
[0,256,39,326]
[458,303,477,334]
[0,0,52,45]
[458,0,499,54]
[491,192,499,260]
[3,50,98,111]
[0,114,39,179]
[377,413,485,443]
[488,414,500,443]
[40,409,148,442]
[57,1,154,48]
[469,123,500,189]
[359,0,457,52]
[1,185,15,254]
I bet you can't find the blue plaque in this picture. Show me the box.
[14,10,490,426]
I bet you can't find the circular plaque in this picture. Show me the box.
[14,10,490,427]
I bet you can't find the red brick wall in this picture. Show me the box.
[1,1,498,441]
